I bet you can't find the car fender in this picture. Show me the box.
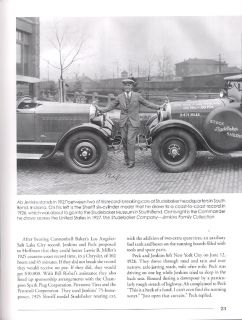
[42,123,110,158]
[150,119,226,156]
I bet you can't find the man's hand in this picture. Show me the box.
[95,105,103,114]
[160,102,168,111]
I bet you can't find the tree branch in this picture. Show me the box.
[42,58,61,70]
[46,21,89,80]
[62,39,85,71]
[62,37,85,65]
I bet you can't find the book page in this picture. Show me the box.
[1,0,242,320]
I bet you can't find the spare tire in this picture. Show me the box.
[203,107,242,152]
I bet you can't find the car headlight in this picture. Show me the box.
[157,102,171,122]
[219,89,227,98]
[165,102,171,118]
[89,104,105,126]
[89,104,96,120]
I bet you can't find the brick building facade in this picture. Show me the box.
[175,58,227,77]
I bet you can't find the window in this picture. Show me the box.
[23,45,29,75]
[16,30,22,41]
[16,43,21,64]
[16,30,30,76]
[23,32,29,44]
[16,30,29,44]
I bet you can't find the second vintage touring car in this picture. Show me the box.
[144,74,242,172]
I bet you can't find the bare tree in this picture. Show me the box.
[156,48,174,79]
[45,20,88,102]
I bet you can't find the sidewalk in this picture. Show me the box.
[17,149,242,195]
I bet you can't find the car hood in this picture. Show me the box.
[169,98,226,112]
[35,101,91,114]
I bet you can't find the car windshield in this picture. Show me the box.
[17,96,41,109]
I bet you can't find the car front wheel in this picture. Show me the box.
[64,131,107,173]
[151,129,197,172]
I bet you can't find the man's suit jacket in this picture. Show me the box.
[101,91,160,127]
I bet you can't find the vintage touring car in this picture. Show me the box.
[17,96,114,173]
[17,74,242,173]
[146,74,242,172]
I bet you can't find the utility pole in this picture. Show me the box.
[116,62,119,78]
[112,65,115,91]
[147,61,151,99]
[128,60,132,77]
[241,33,242,107]
[114,60,119,78]
[218,53,222,73]
[241,32,242,73]
[47,60,50,82]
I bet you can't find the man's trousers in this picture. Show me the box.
[120,119,139,164]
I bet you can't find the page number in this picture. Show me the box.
[220,306,227,311]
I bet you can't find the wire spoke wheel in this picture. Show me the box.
[161,138,188,165]
[152,129,197,172]
[64,131,107,173]
[72,141,98,167]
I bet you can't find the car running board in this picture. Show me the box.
[17,153,44,160]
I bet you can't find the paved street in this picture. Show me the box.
[17,148,242,195]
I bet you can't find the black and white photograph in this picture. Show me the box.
[16,16,242,194]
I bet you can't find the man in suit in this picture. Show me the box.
[97,78,161,168]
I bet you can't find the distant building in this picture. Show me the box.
[121,70,128,78]
[16,17,40,97]
[175,58,228,77]
[78,74,96,91]
[66,74,97,91]
[182,71,241,90]
[224,66,241,73]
